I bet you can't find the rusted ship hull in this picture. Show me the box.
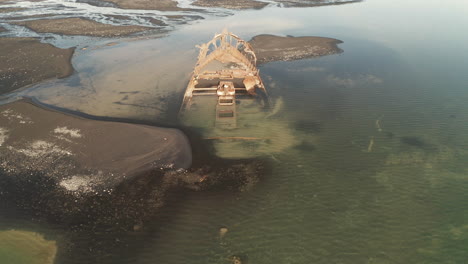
[180,30,268,130]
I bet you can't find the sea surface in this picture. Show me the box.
[2,0,468,263]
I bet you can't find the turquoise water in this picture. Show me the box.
[2,0,468,263]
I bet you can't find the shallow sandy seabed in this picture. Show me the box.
[13,17,154,37]
[0,37,74,95]
[0,230,56,264]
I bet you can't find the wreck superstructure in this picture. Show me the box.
[180,30,267,129]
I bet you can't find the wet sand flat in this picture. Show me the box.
[0,7,25,12]
[0,99,192,192]
[249,34,343,63]
[3,14,58,20]
[192,0,268,9]
[275,0,360,7]
[13,17,153,37]
[98,0,190,11]
[0,37,74,94]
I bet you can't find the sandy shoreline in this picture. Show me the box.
[0,37,74,95]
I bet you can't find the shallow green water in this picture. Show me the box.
[136,1,468,263]
[2,0,468,263]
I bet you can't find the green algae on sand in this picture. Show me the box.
[0,230,57,264]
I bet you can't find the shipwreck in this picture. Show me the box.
[180,30,268,130]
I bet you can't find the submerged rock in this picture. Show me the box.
[219,226,228,238]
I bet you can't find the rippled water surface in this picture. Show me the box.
[2,0,468,263]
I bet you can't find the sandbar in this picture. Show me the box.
[0,37,74,94]
[249,34,343,63]
[13,17,153,37]
[192,0,268,9]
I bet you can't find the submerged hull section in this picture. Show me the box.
[179,30,296,159]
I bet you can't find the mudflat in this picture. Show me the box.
[98,0,189,11]
[275,0,360,7]
[249,34,343,63]
[0,100,192,193]
[192,0,268,9]
[13,17,153,37]
[0,7,25,13]
[0,37,74,94]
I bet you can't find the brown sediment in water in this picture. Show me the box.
[0,25,5,32]
[275,0,361,8]
[249,34,343,63]
[192,0,268,10]
[0,37,74,95]
[13,17,153,37]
